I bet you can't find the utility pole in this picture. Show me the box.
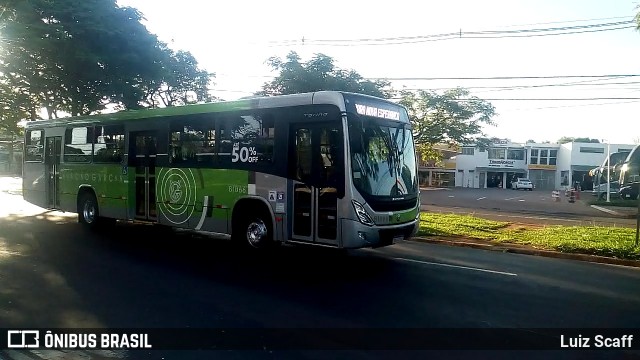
[636,190,640,246]
[606,141,611,203]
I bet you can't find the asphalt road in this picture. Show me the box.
[1,177,640,359]
[1,211,639,359]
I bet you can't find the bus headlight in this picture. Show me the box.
[352,200,374,226]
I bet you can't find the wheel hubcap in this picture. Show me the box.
[83,201,96,224]
[246,220,267,248]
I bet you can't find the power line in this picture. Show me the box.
[509,100,640,111]
[471,77,640,93]
[370,74,640,81]
[265,20,634,47]
[490,15,633,28]
[389,97,640,101]
[447,97,640,101]
[400,80,640,92]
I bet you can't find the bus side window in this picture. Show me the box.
[93,125,124,163]
[295,129,312,182]
[64,127,93,163]
[25,130,44,162]
[320,128,340,186]
[170,115,215,165]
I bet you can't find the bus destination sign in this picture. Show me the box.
[355,104,400,121]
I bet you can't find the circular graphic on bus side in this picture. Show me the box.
[157,168,197,224]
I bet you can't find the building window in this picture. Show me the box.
[488,148,505,159]
[530,149,538,165]
[549,150,557,166]
[507,149,524,160]
[25,130,44,162]
[580,146,604,153]
[462,147,474,155]
[539,149,548,165]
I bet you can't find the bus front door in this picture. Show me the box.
[131,133,157,221]
[290,123,340,246]
[45,136,62,208]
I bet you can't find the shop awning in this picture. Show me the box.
[571,165,597,172]
[475,167,528,172]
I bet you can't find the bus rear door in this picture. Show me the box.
[45,135,62,209]
[130,132,158,221]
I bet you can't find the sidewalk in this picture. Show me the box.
[590,204,638,219]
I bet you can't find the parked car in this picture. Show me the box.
[512,178,533,191]
[619,182,639,201]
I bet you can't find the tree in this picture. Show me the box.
[144,47,214,108]
[259,51,391,98]
[398,88,496,162]
[0,0,214,131]
[557,136,600,144]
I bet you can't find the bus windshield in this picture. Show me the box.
[348,117,418,200]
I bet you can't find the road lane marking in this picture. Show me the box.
[476,197,486,200]
[518,199,526,202]
[393,257,518,276]
[448,195,455,198]
[504,197,520,201]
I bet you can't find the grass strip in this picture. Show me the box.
[418,213,640,260]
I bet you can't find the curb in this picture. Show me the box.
[411,236,640,268]
[590,205,637,219]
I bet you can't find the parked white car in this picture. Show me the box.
[512,178,534,191]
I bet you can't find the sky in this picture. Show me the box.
[116,0,640,145]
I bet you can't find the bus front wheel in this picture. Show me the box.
[79,192,98,226]
[234,214,274,250]
[78,191,113,230]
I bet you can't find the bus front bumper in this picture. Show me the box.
[341,219,419,249]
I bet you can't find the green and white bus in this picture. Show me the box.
[23,91,420,249]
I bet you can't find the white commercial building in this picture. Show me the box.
[419,139,636,190]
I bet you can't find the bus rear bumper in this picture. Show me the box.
[341,219,419,249]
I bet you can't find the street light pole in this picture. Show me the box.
[606,141,611,203]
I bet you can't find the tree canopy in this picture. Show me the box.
[398,88,496,161]
[0,0,213,136]
[557,136,600,144]
[260,52,496,161]
[259,51,391,98]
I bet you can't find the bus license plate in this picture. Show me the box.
[393,235,404,243]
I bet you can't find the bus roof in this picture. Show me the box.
[24,91,406,129]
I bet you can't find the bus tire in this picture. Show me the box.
[78,191,115,230]
[233,211,274,250]
[78,191,99,228]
